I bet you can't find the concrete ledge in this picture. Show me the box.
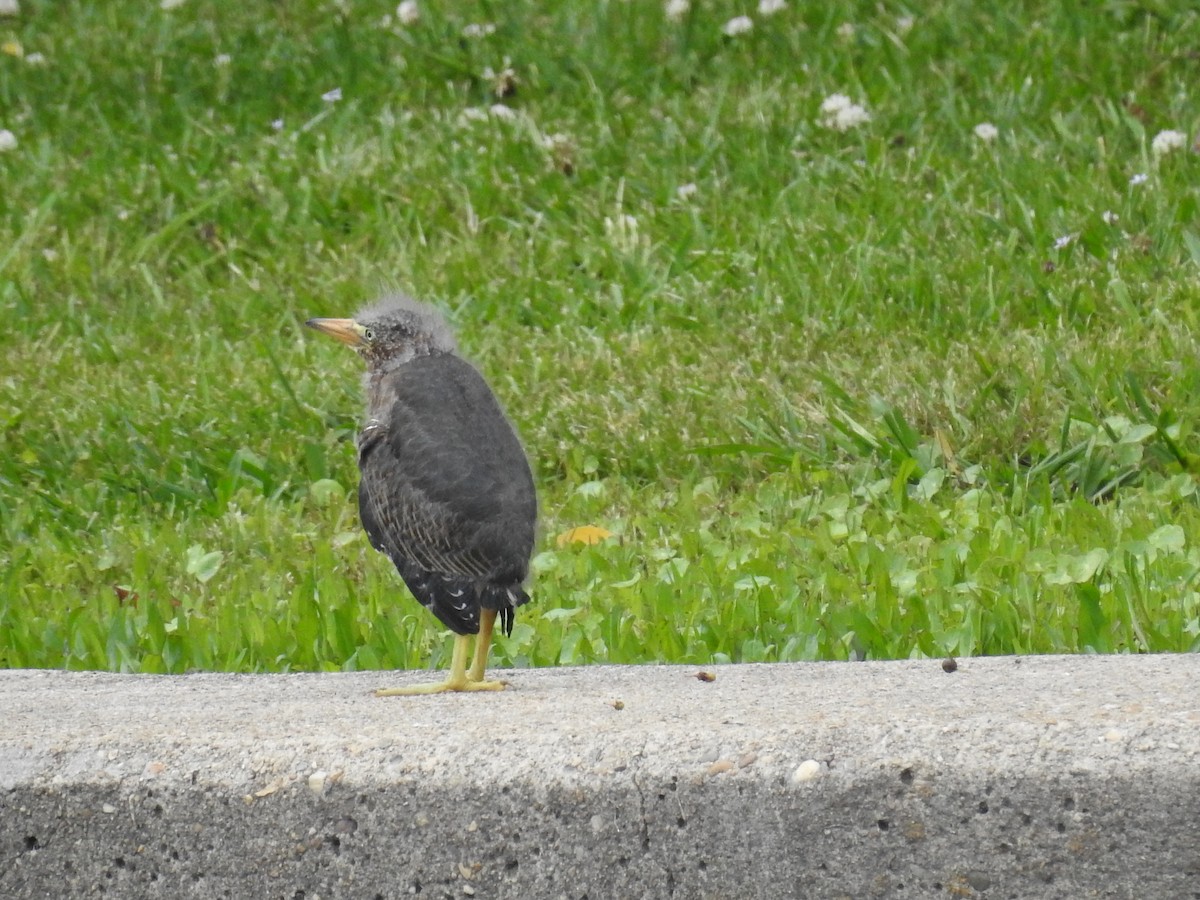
[1,655,1198,899]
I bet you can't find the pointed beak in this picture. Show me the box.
[305,318,365,347]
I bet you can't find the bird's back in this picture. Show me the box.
[357,353,536,634]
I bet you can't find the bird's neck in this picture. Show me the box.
[362,366,399,413]
[362,349,443,411]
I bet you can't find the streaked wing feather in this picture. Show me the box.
[359,433,491,580]
[356,359,534,582]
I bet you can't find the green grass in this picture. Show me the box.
[2,0,1200,673]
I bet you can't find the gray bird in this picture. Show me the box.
[306,294,537,694]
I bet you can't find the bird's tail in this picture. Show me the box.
[395,558,530,638]
[480,583,531,637]
[394,561,480,635]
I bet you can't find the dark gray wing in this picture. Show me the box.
[357,354,536,633]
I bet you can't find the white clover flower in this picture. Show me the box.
[214,53,232,67]
[271,118,284,131]
[820,93,851,114]
[540,133,577,173]
[321,87,343,103]
[396,1,419,25]
[665,0,689,22]
[483,63,518,98]
[159,0,186,9]
[1151,129,1186,156]
[604,213,641,251]
[819,94,870,131]
[462,22,496,39]
[488,103,516,121]
[758,0,787,15]
[895,15,914,34]
[24,51,45,66]
[836,22,856,39]
[1129,172,1148,186]
[0,129,17,152]
[676,182,698,200]
[973,122,999,142]
[832,106,871,130]
[458,107,489,125]
[1053,233,1075,250]
[0,0,19,16]
[1101,210,1119,225]
[722,15,753,37]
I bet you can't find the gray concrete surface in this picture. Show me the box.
[1,656,1198,899]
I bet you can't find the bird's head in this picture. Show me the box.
[306,293,457,368]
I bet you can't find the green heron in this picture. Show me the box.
[306,295,537,694]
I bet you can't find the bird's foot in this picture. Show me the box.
[373,631,510,696]
[374,676,506,696]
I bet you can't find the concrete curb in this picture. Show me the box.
[1,655,1198,899]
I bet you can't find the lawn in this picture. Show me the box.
[2,0,1199,674]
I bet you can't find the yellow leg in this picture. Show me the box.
[468,608,498,683]
[375,631,505,696]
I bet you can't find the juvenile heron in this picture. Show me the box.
[306,294,537,695]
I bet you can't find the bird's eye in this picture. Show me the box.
[364,328,375,341]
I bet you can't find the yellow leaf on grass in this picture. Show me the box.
[556,525,614,547]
